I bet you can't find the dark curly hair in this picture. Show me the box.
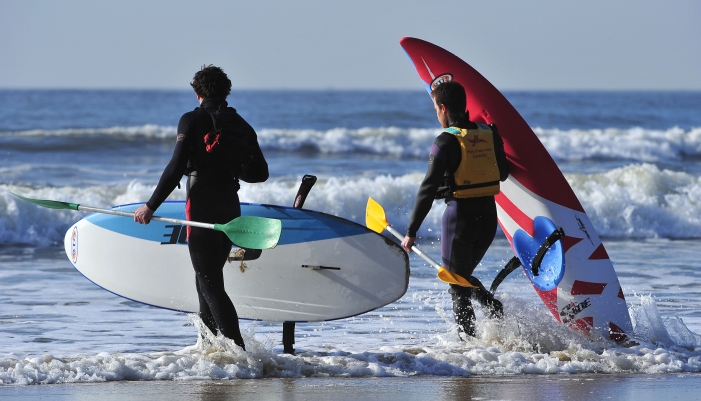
[432,81,466,119]
[190,65,232,99]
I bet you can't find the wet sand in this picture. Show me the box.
[2,374,701,401]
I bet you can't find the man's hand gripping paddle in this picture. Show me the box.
[365,197,476,288]
[11,193,282,250]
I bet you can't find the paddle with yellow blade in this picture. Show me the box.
[365,197,476,288]
[11,193,282,250]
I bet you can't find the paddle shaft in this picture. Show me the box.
[77,205,215,230]
[383,225,443,272]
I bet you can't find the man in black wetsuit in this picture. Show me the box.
[401,81,509,338]
[134,65,268,350]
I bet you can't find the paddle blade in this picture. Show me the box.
[437,267,477,288]
[365,197,389,233]
[215,216,282,250]
[11,192,80,210]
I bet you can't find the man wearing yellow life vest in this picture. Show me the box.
[401,80,509,338]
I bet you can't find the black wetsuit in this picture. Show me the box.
[147,98,268,348]
[407,116,508,336]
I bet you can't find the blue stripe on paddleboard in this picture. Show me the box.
[84,201,369,245]
[402,48,432,94]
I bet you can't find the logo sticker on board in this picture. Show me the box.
[576,215,594,245]
[421,57,453,91]
[70,226,78,264]
[430,73,453,91]
[560,298,591,323]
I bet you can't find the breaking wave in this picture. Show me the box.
[1,163,700,246]
[3,126,701,161]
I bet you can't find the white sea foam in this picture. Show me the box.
[5,125,176,139]
[2,294,700,384]
[6,125,701,161]
[535,126,701,162]
[0,181,186,247]
[255,127,440,157]
[568,163,701,238]
[2,164,700,245]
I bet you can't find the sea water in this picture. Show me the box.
[1,90,700,384]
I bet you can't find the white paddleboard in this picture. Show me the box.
[64,201,409,322]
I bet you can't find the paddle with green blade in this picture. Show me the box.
[365,197,476,288]
[11,193,282,250]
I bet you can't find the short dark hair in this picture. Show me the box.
[190,65,232,99]
[432,81,466,118]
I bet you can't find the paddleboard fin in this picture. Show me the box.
[282,173,318,355]
[283,322,295,354]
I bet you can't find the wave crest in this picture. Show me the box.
[569,163,701,238]
[536,126,701,161]
[2,164,700,246]
[7,125,700,161]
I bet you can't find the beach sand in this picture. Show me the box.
[2,374,700,401]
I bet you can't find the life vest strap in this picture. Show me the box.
[452,180,500,191]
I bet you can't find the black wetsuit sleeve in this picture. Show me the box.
[406,133,459,237]
[239,125,268,183]
[489,123,510,181]
[146,113,195,211]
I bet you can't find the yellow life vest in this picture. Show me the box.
[445,124,501,198]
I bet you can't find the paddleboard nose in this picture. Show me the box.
[64,224,79,266]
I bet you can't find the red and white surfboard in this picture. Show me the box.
[400,37,632,343]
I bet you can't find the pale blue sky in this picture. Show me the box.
[1,0,699,90]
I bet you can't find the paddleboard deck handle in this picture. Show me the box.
[302,265,341,271]
[531,227,565,276]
